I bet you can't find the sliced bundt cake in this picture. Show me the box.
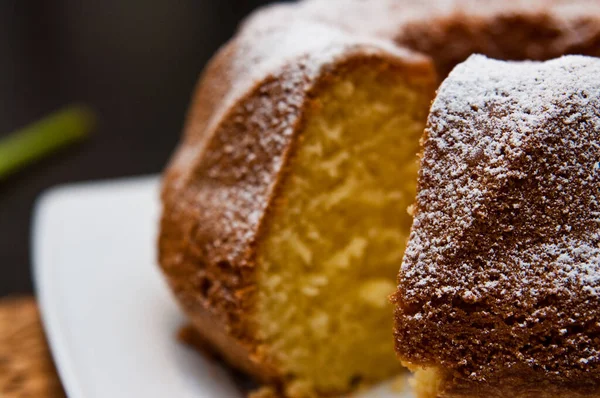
[159,0,600,396]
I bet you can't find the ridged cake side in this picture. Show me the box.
[394,55,600,398]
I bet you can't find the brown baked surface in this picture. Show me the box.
[0,296,65,398]
[158,0,600,396]
[394,55,600,397]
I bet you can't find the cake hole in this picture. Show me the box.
[403,301,423,317]
[349,375,363,388]
[540,335,556,347]
[216,260,232,272]
[567,324,586,335]
[451,296,486,315]
[198,276,213,297]
[537,294,558,309]
[506,315,526,327]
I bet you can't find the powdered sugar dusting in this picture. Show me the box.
[398,54,600,376]
[206,3,420,138]
[404,54,600,297]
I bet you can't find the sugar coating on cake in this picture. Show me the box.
[171,4,425,183]
[394,54,600,395]
[159,0,600,396]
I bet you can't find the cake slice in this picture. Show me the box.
[394,55,600,398]
[159,8,437,396]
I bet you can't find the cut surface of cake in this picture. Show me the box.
[254,61,434,394]
[394,54,600,398]
[158,0,600,396]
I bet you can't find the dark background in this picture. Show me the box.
[0,0,281,296]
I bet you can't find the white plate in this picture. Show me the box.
[33,176,413,398]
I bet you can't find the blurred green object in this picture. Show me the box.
[0,106,95,179]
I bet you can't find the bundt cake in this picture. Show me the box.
[394,54,600,398]
[158,0,600,396]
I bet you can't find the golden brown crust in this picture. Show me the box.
[159,0,600,395]
[0,297,65,398]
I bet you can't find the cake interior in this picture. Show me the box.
[410,367,443,398]
[254,62,434,395]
